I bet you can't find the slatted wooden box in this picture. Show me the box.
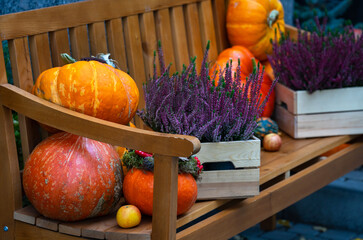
[196,136,260,200]
[275,83,363,139]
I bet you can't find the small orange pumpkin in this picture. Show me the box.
[32,60,139,125]
[226,0,285,61]
[210,46,275,117]
[123,168,198,216]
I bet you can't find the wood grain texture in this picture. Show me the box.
[29,33,53,79]
[184,3,204,71]
[0,106,22,240]
[212,0,229,53]
[0,84,200,157]
[106,18,128,71]
[69,25,90,60]
[139,12,158,78]
[50,29,71,67]
[89,22,108,56]
[0,0,204,40]
[177,139,363,239]
[15,221,88,240]
[152,154,179,240]
[0,42,6,84]
[155,8,176,73]
[170,6,190,72]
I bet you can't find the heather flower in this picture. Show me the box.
[269,17,363,93]
[138,41,277,142]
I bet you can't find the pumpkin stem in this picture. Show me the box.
[267,10,279,28]
[60,53,77,64]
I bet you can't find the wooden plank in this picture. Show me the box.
[197,137,260,167]
[184,3,204,71]
[36,216,60,232]
[0,41,7,84]
[0,105,22,240]
[155,8,176,73]
[139,12,158,78]
[69,25,90,60]
[123,15,147,126]
[260,134,357,184]
[9,37,42,160]
[50,29,71,67]
[170,6,190,72]
[152,154,179,240]
[13,205,41,225]
[89,21,108,56]
[200,169,259,183]
[211,0,229,53]
[15,221,88,240]
[197,181,259,200]
[106,18,128,71]
[29,33,53,79]
[275,83,363,115]
[177,140,363,239]
[105,216,152,240]
[198,0,218,63]
[0,84,201,157]
[0,0,204,40]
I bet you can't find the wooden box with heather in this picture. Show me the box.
[270,22,363,139]
[138,42,276,199]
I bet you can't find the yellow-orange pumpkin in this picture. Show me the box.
[226,0,285,61]
[23,132,123,221]
[32,60,139,125]
[123,168,198,216]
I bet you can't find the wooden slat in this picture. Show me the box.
[50,29,71,67]
[170,6,190,72]
[15,221,88,240]
[89,22,108,56]
[0,84,200,157]
[139,12,158,78]
[152,155,179,240]
[106,18,128,71]
[69,25,90,60]
[155,8,176,74]
[36,216,60,232]
[211,0,229,53]
[184,3,204,71]
[0,42,7,84]
[177,140,363,239]
[9,37,42,160]
[0,105,22,240]
[0,0,205,40]
[105,217,152,240]
[13,205,41,225]
[123,15,147,128]
[198,0,218,63]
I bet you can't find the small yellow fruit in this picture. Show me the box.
[116,205,142,228]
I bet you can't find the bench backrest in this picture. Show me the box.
[0,0,229,160]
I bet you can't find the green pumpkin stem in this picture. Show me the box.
[60,53,77,64]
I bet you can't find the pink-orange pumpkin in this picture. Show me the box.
[23,132,123,221]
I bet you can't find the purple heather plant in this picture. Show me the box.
[269,17,363,93]
[137,41,277,143]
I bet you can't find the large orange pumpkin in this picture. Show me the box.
[210,46,275,117]
[123,168,198,216]
[226,0,285,61]
[23,132,123,221]
[32,60,139,125]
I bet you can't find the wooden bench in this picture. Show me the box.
[1,0,363,239]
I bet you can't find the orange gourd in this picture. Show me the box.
[226,0,285,61]
[210,46,275,117]
[123,168,198,216]
[23,132,123,221]
[32,60,139,125]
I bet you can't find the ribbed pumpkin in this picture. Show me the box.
[226,0,285,61]
[210,46,275,117]
[32,60,139,125]
[23,132,123,221]
[123,168,198,216]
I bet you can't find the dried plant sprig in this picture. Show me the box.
[138,41,277,142]
[269,17,363,93]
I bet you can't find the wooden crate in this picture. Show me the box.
[275,83,363,139]
[196,136,260,200]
